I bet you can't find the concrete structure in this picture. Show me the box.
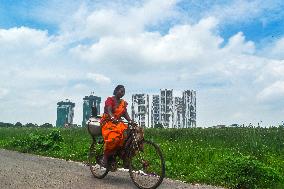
[133,89,196,128]
[82,93,101,127]
[182,90,196,128]
[131,94,150,127]
[160,89,173,128]
[56,99,75,127]
[151,95,160,127]
[173,97,183,128]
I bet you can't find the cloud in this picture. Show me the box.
[47,0,178,44]
[87,73,111,84]
[265,37,284,60]
[0,0,284,127]
[202,0,284,24]
[223,32,255,54]
[71,17,222,72]
[0,88,9,99]
[0,27,47,55]
[0,27,64,64]
[257,81,284,102]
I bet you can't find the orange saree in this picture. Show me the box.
[100,97,128,154]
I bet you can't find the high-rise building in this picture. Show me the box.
[82,93,101,127]
[151,95,160,127]
[182,90,196,128]
[131,94,149,127]
[133,89,196,128]
[173,97,183,128]
[160,89,173,128]
[56,99,75,127]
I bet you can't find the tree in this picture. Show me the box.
[41,123,53,128]
[15,122,23,127]
[0,122,14,127]
[25,123,38,127]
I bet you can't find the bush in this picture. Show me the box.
[7,129,63,153]
[15,122,23,127]
[154,123,164,129]
[41,123,53,128]
[205,155,283,189]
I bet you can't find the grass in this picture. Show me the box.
[0,126,284,188]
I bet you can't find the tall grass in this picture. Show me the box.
[146,127,284,188]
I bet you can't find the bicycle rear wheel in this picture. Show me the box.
[129,140,165,189]
[88,139,109,179]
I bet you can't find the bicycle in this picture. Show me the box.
[87,117,165,189]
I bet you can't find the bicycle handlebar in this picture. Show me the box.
[90,115,138,127]
[117,119,138,126]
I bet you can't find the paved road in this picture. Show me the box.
[0,149,224,189]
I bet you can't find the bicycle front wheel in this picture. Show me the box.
[129,140,165,189]
[88,140,109,179]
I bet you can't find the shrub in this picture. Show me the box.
[7,129,63,153]
[41,123,53,128]
[206,155,283,189]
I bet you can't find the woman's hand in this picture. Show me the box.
[128,120,136,126]
[129,120,134,124]
[111,116,119,124]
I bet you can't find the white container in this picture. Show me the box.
[87,117,102,137]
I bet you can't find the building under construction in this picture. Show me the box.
[56,99,75,127]
[82,93,101,127]
[147,89,196,128]
[131,94,150,127]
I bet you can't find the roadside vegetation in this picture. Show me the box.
[0,124,283,189]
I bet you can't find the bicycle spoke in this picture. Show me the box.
[88,140,109,179]
[129,140,165,189]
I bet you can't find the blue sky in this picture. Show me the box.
[2,0,283,43]
[0,0,284,127]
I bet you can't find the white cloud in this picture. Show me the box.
[0,0,284,127]
[52,0,177,43]
[0,27,54,53]
[0,27,65,66]
[223,32,255,54]
[265,37,284,60]
[257,81,284,102]
[87,73,111,84]
[0,88,9,99]
[204,0,283,24]
[71,17,222,72]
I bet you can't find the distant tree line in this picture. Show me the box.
[0,122,53,128]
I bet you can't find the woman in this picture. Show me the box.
[100,85,133,167]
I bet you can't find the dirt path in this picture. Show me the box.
[0,149,224,189]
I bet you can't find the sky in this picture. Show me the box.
[0,0,284,127]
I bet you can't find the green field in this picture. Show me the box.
[0,126,283,188]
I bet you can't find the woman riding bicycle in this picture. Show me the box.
[100,85,133,167]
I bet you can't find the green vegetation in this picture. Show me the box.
[0,121,53,128]
[147,127,284,188]
[0,126,283,188]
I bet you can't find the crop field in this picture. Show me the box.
[0,126,283,188]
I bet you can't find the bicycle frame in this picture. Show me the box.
[107,121,144,170]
